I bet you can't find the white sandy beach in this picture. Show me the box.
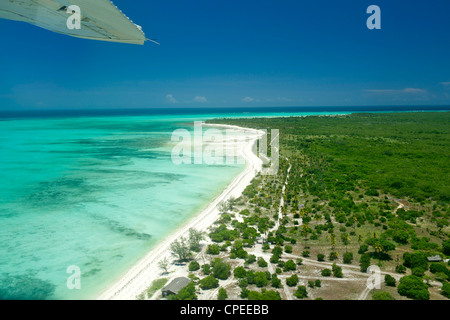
[97,123,264,300]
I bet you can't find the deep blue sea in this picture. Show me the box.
[0,106,448,300]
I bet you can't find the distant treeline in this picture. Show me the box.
[208,112,450,203]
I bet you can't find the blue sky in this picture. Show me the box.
[0,0,450,110]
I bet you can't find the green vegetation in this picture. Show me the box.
[246,289,282,300]
[218,287,228,300]
[254,271,270,288]
[202,264,211,275]
[332,263,343,278]
[211,259,231,280]
[173,282,198,300]
[321,269,332,277]
[398,275,430,300]
[343,252,353,264]
[206,244,221,255]
[441,283,450,298]
[257,257,268,268]
[188,261,200,272]
[234,266,247,279]
[199,275,219,290]
[197,112,450,301]
[139,278,168,300]
[372,291,395,300]
[283,260,297,272]
[271,274,282,288]
[286,274,299,287]
[294,286,308,299]
[385,274,396,287]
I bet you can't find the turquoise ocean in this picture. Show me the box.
[0,106,446,299]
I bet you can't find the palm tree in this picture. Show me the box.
[329,233,336,252]
[342,233,350,253]
[373,241,383,255]
[301,224,310,249]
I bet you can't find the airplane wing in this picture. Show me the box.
[0,0,147,45]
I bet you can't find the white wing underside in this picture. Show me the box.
[0,0,147,45]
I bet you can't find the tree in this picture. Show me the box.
[246,289,281,300]
[332,263,343,278]
[283,260,297,272]
[328,251,338,261]
[301,224,311,248]
[395,264,406,274]
[366,237,396,260]
[341,233,350,252]
[429,263,450,279]
[385,274,396,287]
[188,228,205,252]
[199,275,219,290]
[258,257,268,268]
[286,274,299,287]
[343,252,353,264]
[245,254,256,265]
[189,261,200,272]
[403,252,428,270]
[175,282,197,300]
[329,233,337,253]
[231,240,249,260]
[272,246,283,256]
[247,291,261,300]
[294,286,308,299]
[240,288,250,299]
[317,254,325,262]
[218,201,229,214]
[392,230,410,244]
[397,275,430,300]
[285,245,293,254]
[321,269,331,277]
[443,240,450,256]
[270,254,280,264]
[441,282,450,299]
[206,244,220,255]
[218,287,228,300]
[158,257,169,274]
[254,272,269,288]
[234,266,247,279]
[261,290,282,300]
[360,253,371,272]
[170,237,192,261]
[202,264,211,275]
[358,244,369,254]
[212,259,231,280]
[271,275,282,288]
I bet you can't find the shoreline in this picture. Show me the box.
[97,123,264,300]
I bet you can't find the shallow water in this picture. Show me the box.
[0,115,246,299]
